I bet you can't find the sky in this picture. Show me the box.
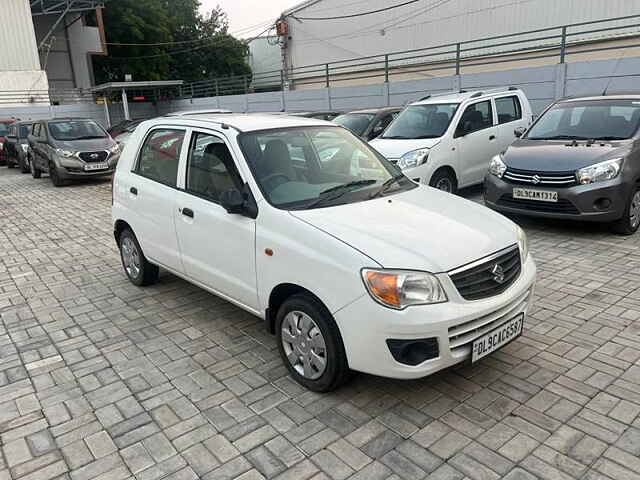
[199,0,301,38]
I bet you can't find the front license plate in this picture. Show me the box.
[472,313,524,363]
[84,163,108,171]
[513,187,558,202]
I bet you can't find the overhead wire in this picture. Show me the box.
[290,0,424,20]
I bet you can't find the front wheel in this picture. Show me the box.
[49,161,66,187]
[429,169,457,194]
[611,186,640,235]
[19,155,29,174]
[276,294,350,392]
[119,229,159,286]
[30,157,41,178]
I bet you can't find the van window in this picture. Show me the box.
[136,129,185,187]
[33,123,41,137]
[457,100,493,135]
[186,132,242,202]
[495,96,522,124]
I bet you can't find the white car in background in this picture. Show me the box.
[112,113,536,391]
[370,88,533,193]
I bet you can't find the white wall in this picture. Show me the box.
[284,0,640,69]
[0,0,41,71]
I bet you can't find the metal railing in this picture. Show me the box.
[179,14,640,99]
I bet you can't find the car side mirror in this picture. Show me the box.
[219,183,258,218]
[514,127,526,138]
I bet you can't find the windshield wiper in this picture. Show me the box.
[588,136,627,141]
[369,174,405,199]
[305,180,377,208]
[74,135,107,140]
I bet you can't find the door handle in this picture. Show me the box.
[489,135,496,141]
[181,207,194,218]
[130,187,138,195]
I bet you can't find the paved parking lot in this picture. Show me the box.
[0,167,639,480]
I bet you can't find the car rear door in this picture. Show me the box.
[126,126,186,273]
[494,94,527,153]
[452,99,498,186]
[172,128,258,310]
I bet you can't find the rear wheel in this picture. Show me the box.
[119,229,159,286]
[276,294,350,392]
[612,186,640,235]
[429,169,457,194]
[30,156,41,178]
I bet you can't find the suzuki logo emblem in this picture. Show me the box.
[491,264,505,284]
[531,175,541,184]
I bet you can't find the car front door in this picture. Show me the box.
[453,99,498,186]
[128,127,186,273]
[173,129,258,310]
[494,94,527,152]
[31,123,45,169]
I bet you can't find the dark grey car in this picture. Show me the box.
[333,107,402,141]
[5,121,33,172]
[28,118,120,187]
[484,95,640,234]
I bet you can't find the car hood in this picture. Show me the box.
[504,139,632,171]
[369,138,441,159]
[56,138,115,151]
[290,186,518,272]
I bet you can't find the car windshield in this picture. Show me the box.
[527,99,640,140]
[381,103,459,139]
[238,126,415,210]
[49,120,107,141]
[333,113,375,136]
[19,125,32,137]
[0,123,10,136]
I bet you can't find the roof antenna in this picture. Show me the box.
[602,50,627,96]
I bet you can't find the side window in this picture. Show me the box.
[186,132,241,202]
[495,96,522,124]
[33,123,41,137]
[457,100,494,135]
[136,129,185,187]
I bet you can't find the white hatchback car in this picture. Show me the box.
[370,88,532,193]
[112,113,536,392]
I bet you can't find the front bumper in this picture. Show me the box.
[56,153,119,180]
[333,255,536,379]
[484,174,628,222]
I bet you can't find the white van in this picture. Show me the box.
[112,113,536,392]
[370,88,533,193]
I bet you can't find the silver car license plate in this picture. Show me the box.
[513,187,558,202]
[472,313,524,363]
[84,163,108,171]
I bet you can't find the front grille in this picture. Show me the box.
[497,195,579,214]
[79,151,108,163]
[448,288,531,351]
[449,246,521,301]
[503,167,577,187]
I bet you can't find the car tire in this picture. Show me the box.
[611,186,640,235]
[276,294,350,392]
[30,157,41,178]
[118,228,159,286]
[19,155,29,174]
[49,161,66,187]
[429,169,457,194]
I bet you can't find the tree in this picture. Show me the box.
[93,1,251,86]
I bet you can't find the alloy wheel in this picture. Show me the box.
[281,310,327,380]
[121,237,141,279]
[435,177,452,192]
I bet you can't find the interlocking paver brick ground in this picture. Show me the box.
[1,168,639,479]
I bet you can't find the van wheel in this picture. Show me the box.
[612,187,640,235]
[19,156,29,174]
[118,229,159,286]
[30,157,41,178]
[276,294,349,392]
[429,169,457,194]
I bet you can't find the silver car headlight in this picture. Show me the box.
[21,144,29,153]
[109,143,120,154]
[489,154,507,178]
[398,148,429,170]
[56,148,77,158]
[361,269,447,309]
[517,227,528,264]
[576,158,623,184]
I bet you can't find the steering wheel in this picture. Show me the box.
[261,173,291,191]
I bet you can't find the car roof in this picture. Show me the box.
[411,88,521,105]
[559,94,640,103]
[343,107,402,115]
[153,113,334,132]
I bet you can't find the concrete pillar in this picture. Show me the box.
[554,63,567,100]
[121,89,130,120]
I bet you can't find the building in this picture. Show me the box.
[279,0,640,88]
[0,0,106,106]
[247,36,282,89]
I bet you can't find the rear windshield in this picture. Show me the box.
[48,120,107,141]
[527,99,640,140]
[333,113,375,136]
[381,103,459,139]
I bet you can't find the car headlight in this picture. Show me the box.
[576,158,623,184]
[398,148,429,170]
[55,148,77,158]
[109,144,120,154]
[517,227,528,264]
[489,154,507,178]
[21,144,29,153]
[361,269,447,309]
[0,142,4,151]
